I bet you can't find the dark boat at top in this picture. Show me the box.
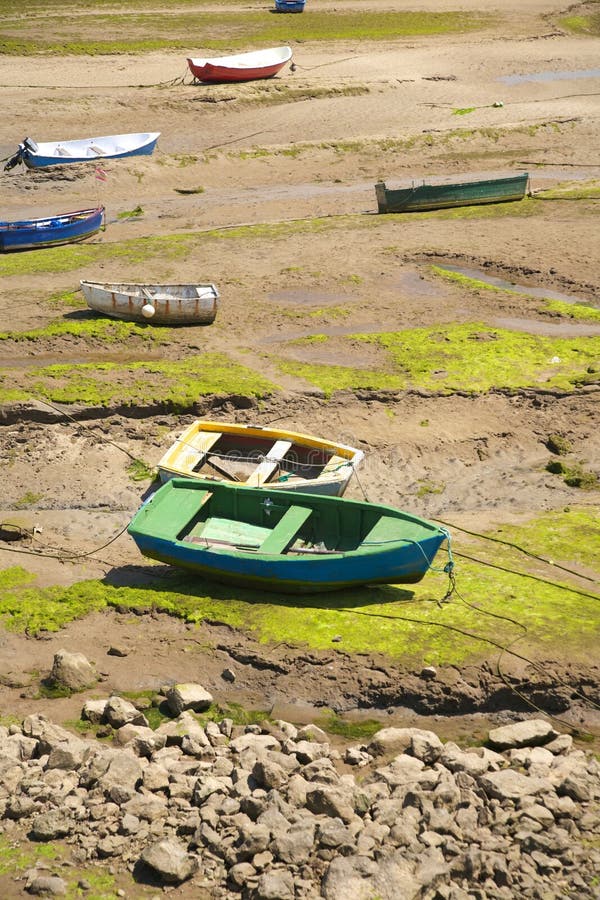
[375,173,530,213]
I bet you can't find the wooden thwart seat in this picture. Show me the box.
[259,505,313,555]
[180,431,222,472]
[247,440,293,486]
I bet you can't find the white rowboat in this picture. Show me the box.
[81,281,219,325]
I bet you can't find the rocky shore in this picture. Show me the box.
[1,679,599,899]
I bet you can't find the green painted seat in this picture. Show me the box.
[362,515,394,546]
[259,505,313,555]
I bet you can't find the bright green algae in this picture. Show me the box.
[274,323,600,396]
[0,9,494,55]
[0,353,278,407]
[0,319,170,344]
[1,507,598,666]
[0,834,119,898]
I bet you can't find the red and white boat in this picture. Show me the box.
[187,46,292,84]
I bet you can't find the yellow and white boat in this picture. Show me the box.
[156,421,364,496]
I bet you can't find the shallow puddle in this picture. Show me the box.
[499,68,600,85]
[436,264,598,308]
[267,289,352,306]
[492,316,600,337]
[262,322,384,344]
[395,270,444,297]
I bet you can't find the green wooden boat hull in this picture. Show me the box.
[375,173,529,213]
[127,478,449,594]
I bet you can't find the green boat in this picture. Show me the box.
[375,172,529,214]
[127,478,450,594]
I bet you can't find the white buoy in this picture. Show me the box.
[141,303,156,318]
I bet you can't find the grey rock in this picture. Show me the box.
[487,719,558,751]
[255,868,295,900]
[48,650,97,692]
[96,750,143,803]
[25,873,67,895]
[140,838,198,884]
[367,726,434,757]
[480,769,550,801]
[21,715,76,754]
[252,759,288,791]
[30,810,72,841]
[3,733,38,761]
[322,852,419,900]
[344,747,372,767]
[166,683,213,716]
[104,696,148,729]
[272,821,316,864]
[296,723,329,743]
[305,786,356,823]
[114,724,166,757]
[557,773,592,802]
[228,861,256,887]
[81,699,107,725]
[410,731,444,764]
[156,711,209,746]
[236,823,271,860]
[46,741,86,771]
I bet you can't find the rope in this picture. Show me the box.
[454,551,600,602]
[432,516,599,584]
[22,398,149,467]
[0,521,129,562]
[341,602,598,738]
[451,581,600,728]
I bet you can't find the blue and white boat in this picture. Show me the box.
[0,206,105,252]
[4,132,160,170]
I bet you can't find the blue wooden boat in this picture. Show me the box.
[4,132,160,170]
[275,0,305,11]
[127,478,449,594]
[0,206,105,252]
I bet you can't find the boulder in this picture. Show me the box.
[30,810,73,841]
[140,838,197,884]
[255,869,295,900]
[104,696,149,729]
[487,719,558,751]
[165,683,213,716]
[480,769,551,801]
[81,699,107,725]
[48,650,97,692]
[322,853,419,900]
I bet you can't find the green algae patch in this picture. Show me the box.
[0,581,107,634]
[0,9,495,56]
[0,836,60,876]
[0,834,118,898]
[430,265,600,321]
[543,299,600,321]
[2,506,599,668]
[0,566,37,591]
[273,358,405,398]
[545,460,599,490]
[0,353,278,408]
[273,323,600,395]
[535,180,600,200]
[430,265,519,298]
[0,319,169,345]
[0,243,98,277]
[559,14,600,36]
